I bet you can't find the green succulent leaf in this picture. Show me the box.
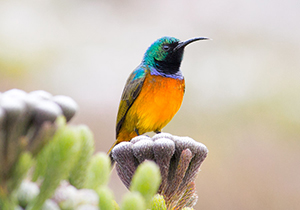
[84,152,111,190]
[31,118,67,182]
[8,152,33,194]
[97,186,115,210]
[27,125,81,210]
[150,194,167,210]
[69,125,94,189]
[121,192,146,210]
[130,161,161,208]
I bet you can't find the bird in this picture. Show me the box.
[108,36,208,163]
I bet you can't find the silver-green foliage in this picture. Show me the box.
[1,120,190,210]
[69,125,95,189]
[0,90,185,210]
[85,153,111,190]
[27,121,81,210]
[0,120,191,210]
[130,161,162,208]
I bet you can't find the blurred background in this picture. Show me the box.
[1,0,300,209]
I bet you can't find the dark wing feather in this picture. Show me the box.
[116,67,147,138]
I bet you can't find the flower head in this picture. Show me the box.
[112,133,208,209]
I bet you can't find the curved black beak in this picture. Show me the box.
[173,37,209,52]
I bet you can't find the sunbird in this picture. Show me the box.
[108,36,208,161]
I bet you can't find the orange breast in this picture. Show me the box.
[122,73,185,137]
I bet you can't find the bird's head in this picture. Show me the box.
[143,36,208,75]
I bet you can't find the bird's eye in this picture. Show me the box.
[162,44,170,51]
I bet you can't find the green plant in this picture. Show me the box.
[0,89,208,210]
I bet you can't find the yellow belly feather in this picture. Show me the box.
[118,74,185,142]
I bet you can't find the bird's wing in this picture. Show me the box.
[116,66,147,137]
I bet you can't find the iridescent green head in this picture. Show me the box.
[142,36,208,75]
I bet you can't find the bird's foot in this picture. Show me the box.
[134,128,140,136]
